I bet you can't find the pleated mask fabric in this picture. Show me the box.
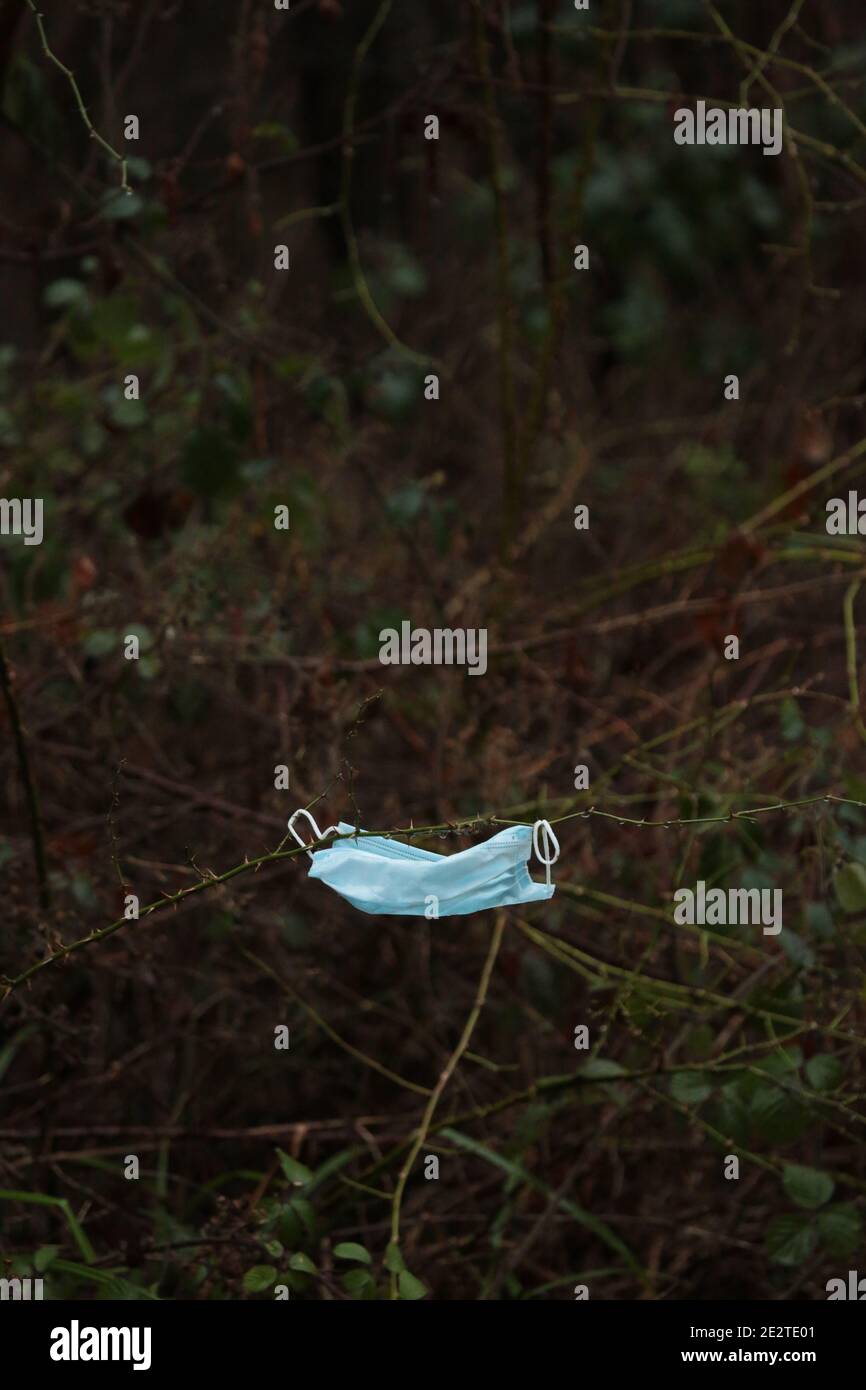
[288,810,560,919]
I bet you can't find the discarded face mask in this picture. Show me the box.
[288,808,560,918]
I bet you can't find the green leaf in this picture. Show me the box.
[242,1264,277,1293]
[287,1251,317,1275]
[125,156,152,182]
[804,902,835,939]
[275,1149,313,1187]
[365,365,420,424]
[753,1045,803,1078]
[833,861,866,913]
[252,122,299,155]
[341,1268,376,1299]
[577,1058,627,1081]
[82,628,118,658]
[50,1258,159,1299]
[284,1195,316,1241]
[333,1242,371,1265]
[749,1084,809,1145]
[304,374,349,440]
[108,396,147,430]
[0,1190,95,1264]
[124,625,155,652]
[34,1244,60,1272]
[385,481,426,526]
[383,1242,405,1274]
[805,1054,843,1092]
[779,930,815,970]
[766,1213,816,1267]
[137,654,160,681]
[100,190,144,221]
[398,1269,427,1300]
[817,1203,863,1257]
[239,457,275,484]
[669,1071,712,1104]
[844,772,866,802]
[44,279,89,311]
[380,245,427,300]
[305,1147,362,1197]
[779,697,805,741]
[782,1164,834,1210]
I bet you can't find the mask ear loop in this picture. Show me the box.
[288,808,338,860]
[532,819,560,888]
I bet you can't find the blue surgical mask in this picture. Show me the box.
[288,809,560,919]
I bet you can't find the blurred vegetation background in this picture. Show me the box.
[1,0,866,1300]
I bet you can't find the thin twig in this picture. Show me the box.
[843,578,866,746]
[387,910,505,1297]
[239,947,433,1098]
[4,790,866,1000]
[24,0,130,192]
